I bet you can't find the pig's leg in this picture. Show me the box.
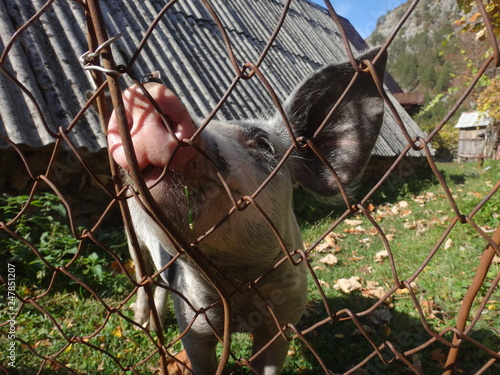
[129,237,168,330]
[128,239,151,327]
[251,331,290,375]
[152,286,168,330]
[182,332,218,374]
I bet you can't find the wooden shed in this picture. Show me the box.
[455,112,498,161]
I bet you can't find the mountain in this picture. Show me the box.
[366,0,492,154]
[367,0,460,93]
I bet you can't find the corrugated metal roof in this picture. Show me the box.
[0,0,427,157]
[455,111,492,129]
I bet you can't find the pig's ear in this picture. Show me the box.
[284,48,387,197]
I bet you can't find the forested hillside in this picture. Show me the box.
[367,0,496,155]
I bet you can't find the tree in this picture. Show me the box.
[455,0,500,39]
[477,75,500,119]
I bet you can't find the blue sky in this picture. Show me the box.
[310,0,408,38]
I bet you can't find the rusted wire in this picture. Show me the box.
[0,1,499,374]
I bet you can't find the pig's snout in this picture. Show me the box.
[107,83,198,177]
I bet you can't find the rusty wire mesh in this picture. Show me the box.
[0,0,499,374]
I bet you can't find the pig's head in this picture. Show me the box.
[108,49,387,269]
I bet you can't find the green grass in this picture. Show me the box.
[1,161,499,374]
[292,160,499,374]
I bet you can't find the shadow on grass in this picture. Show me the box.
[284,295,500,375]
[293,160,437,226]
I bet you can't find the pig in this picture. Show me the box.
[107,48,387,374]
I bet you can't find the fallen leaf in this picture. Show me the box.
[318,279,330,287]
[334,277,362,294]
[398,200,409,208]
[345,219,363,226]
[312,265,325,271]
[413,195,427,204]
[34,339,52,348]
[351,324,374,336]
[362,286,394,307]
[344,226,366,235]
[400,209,412,217]
[374,250,389,262]
[304,301,323,317]
[468,192,483,199]
[167,350,191,375]
[347,254,365,262]
[318,254,339,266]
[325,233,337,247]
[316,242,331,253]
[360,265,373,275]
[431,348,447,366]
[444,238,453,250]
[366,309,392,325]
[421,299,438,319]
[396,282,420,295]
[366,280,379,289]
[403,222,417,230]
[493,255,500,264]
[112,326,123,338]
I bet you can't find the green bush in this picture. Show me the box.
[0,193,128,296]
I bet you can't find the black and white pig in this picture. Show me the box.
[107,48,387,374]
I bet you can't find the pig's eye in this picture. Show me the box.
[254,136,275,155]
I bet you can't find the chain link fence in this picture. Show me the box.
[1,0,499,374]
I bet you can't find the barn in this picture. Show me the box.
[0,0,430,223]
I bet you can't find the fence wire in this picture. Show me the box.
[0,0,499,374]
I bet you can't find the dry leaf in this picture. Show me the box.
[413,195,427,204]
[316,242,331,253]
[403,222,417,230]
[167,350,191,375]
[366,309,392,325]
[34,339,52,348]
[360,265,373,275]
[325,233,337,247]
[112,326,123,338]
[334,277,362,294]
[347,255,365,262]
[398,200,409,208]
[366,280,379,289]
[319,254,338,266]
[396,282,420,295]
[400,209,412,217]
[444,238,453,250]
[431,348,447,366]
[374,250,389,262]
[344,226,366,235]
[351,324,374,336]
[345,219,363,226]
[493,255,500,264]
[362,286,394,307]
[421,299,438,319]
